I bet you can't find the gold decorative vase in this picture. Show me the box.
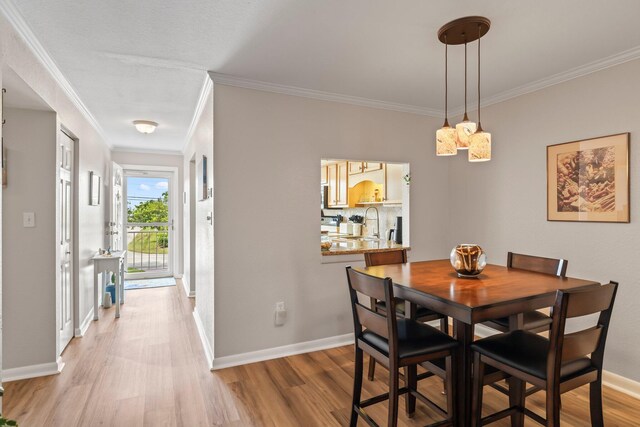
[450,244,486,277]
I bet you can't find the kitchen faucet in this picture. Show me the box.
[364,207,380,238]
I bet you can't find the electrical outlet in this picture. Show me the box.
[274,301,286,326]
[275,301,285,311]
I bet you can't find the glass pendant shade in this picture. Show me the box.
[468,129,491,162]
[436,124,457,156]
[455,118,477,149]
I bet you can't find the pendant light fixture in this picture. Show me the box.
[436,35,457,156]
[469,22,491,162]
[455,41,476,149]
[436,17,491,160]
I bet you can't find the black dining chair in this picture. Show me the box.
[470,281,618,427]
[364,249,449,381]
[481,252,568,334]
[346,266,458,427]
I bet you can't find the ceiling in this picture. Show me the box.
[5,0,640,153]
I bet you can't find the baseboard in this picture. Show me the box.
[211,333,354,370]
[193,308,214,370]
[3,356,65,382]
[174,274,184,279]
[75,308,94,337]
[602,370,640,400]
[182,276,195,298]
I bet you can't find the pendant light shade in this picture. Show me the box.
[436,35,457,156]
[468,22,491,162]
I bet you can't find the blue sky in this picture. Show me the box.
[127,177,169,209]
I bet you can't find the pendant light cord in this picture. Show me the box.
[464,40,468,119]
[477,24,482,129]
[444,35,448,124]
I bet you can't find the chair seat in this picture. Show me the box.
[361,319,457,360]
[489,310,552,330]
[375,300,442,319]
[471,330,595,380]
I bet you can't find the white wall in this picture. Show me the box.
[184,85,214,358]
[447,59,640,381]
[212,84,448,357]
[111,151,184,277]
[2,108,57,369]
[0,12,111,373]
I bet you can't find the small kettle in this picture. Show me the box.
[385,228,395,241]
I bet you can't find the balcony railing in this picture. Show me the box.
[126,225,169,274]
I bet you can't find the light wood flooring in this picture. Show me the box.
[4,284,640,426]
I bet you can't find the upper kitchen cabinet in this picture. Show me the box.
[383,163,404,204]
[320,164,328,185]
[364,162,383,172]
[327,161,349,207]
[348,161,364,175]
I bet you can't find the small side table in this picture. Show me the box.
[91,251,126,319]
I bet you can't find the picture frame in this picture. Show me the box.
[547,133,629,223]
[90,171,101,206]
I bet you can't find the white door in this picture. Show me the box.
[58,131,74,352]
[110,162,124,251]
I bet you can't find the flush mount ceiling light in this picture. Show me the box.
[133,120,158,134]
[435,16,491,162]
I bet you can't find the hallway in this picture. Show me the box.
[3,284,230,426]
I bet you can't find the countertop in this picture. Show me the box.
[321,236,409,256]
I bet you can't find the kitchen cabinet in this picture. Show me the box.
[364,162,383,172]
[384,163,404,203]
[348,161,364,175]
[320,165,328,185]
[327,161,349,207]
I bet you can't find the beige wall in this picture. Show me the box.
[447,59,640,381]
[184,85,214,360]
[212,84,448,357]
[0,12,111,373]
[111,151,184,277]
[2,108,57,369]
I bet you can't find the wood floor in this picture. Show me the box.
[4,283,639,426]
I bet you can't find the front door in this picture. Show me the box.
[58,130,74,352]
[124,171,173,279]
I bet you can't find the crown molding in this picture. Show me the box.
[182,73,213,153]
[0,0,111,147]
[209,72,443,117]
[111,146,183,156]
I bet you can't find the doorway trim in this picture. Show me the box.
[119,164,180,279]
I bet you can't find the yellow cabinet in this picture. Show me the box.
[327,162,349,207]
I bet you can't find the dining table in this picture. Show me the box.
[355,259,600,427]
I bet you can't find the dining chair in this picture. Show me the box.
[470,281,618,427]
[364,249,449,381]
[346,266,458,427]
[481,252,568,334]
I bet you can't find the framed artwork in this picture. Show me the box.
[547,133,629,223]
[90,171,101,205]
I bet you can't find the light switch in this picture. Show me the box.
[23,212,35,227]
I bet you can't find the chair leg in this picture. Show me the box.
[545,384,561,427]
[367,355,376,381]
[446,352,457,425]
[404,365,417,417]
[471,352,485,427]
[350,347,364,427]
[589,377,605,427]
[440,316,449,335]
[508,376,526,427]
[388,361,399,427]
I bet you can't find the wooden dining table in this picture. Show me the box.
[355,259,599,427]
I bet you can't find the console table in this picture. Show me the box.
[91,251,126,319]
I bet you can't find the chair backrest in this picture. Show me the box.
[346,266,398,352]
[547,281,618,379]
[364,249,407,267]
[507,251,568,277]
